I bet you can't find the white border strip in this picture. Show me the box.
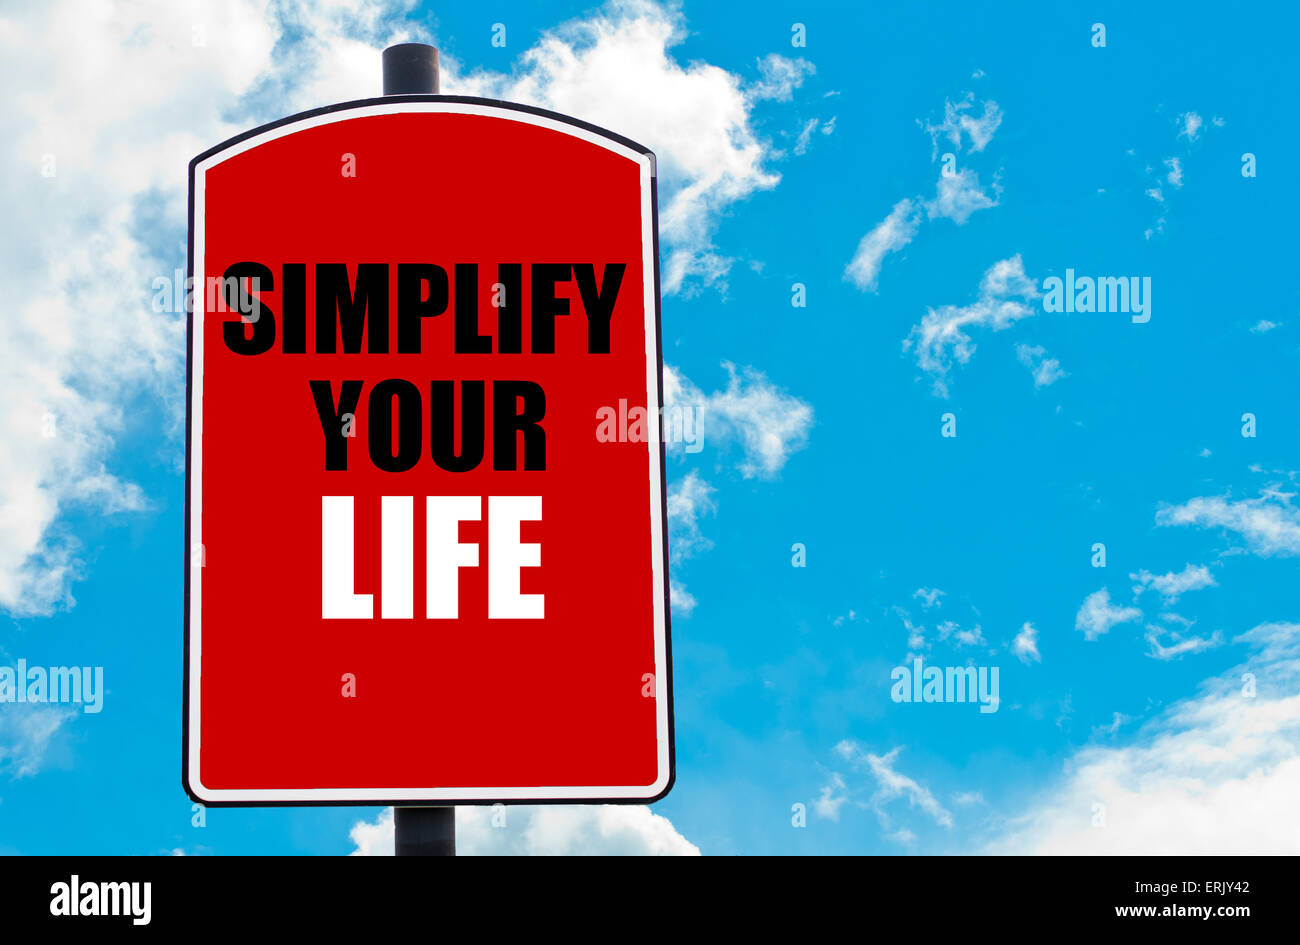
[188,101,668,802]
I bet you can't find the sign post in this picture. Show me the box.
[183,42,674,853]
[383,43,451,857]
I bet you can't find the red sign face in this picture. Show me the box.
[184,98,672,804]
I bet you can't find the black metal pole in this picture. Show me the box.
[382,42,439,95]
[382,40,453,858]
[394,806,456,856]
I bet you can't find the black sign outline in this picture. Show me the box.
[183,95,673,808]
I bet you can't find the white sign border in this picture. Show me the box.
[185,97,672,805]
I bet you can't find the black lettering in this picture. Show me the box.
[573,263,625,354]
[221,262,275,355]
[492,380,546,471]
[454,263,492,353]
[529,264,570,354]
[429,380,485,472]
[315,263,388,353]
[367,378,421,472]
[281,263,307,353]
[396,263,448,353]
[496,263,523,353]
[308,379,362,471]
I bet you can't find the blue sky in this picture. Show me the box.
[2,0,1298,855]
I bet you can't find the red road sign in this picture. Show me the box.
[184,97,672,805]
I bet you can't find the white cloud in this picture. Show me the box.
[989,621,1300,853]
[0,0,282,613]
[896,608,928,656]
[669,580,697,617]
[1178,111,1204,141]
[660,361,812,613]
[0,0,811,614]
[1092,712,1127,737]
[1144,622,1223,661]
[1156,490,1300,556]
[0,703,76,779]
[666,470,716,562]
[887,827,917,846]
[1130,563,1217,602]
[456,1,811,295]
[664,469,714,617]
[832,608,862,627]
[349,807,397,856]
[0,0,432,615]
[350,804,700,855]
[921,94,1003,157]
[793,118,819,155]
[913,587,944,609]
[1015,344,1066,388]
[1075,588,1143,641]
[845,94,1002,293]
[749,52,816,102]
[937,620,985,647]
[264,1,421,111]
[835,741,954,828]
[843,199,921,291]
[1251,320,1281,334]
[788,115,837,159]
[847,94,998,296]
[926,167,997,224]
[664,363,812,479]
[1164,156,1183,188]
[1012,622,1041,663]
[813,771,849,820]
[1136,109,1218,239]
[905,255,1040,397]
